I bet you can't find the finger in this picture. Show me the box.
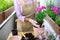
[31,22,40,27]
[29,19,37,23]
[29,19,40,27]
[35,25,40,27]
[33,20,37,23]
[29,19,33,22]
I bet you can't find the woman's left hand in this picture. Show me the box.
[28,19,40,27]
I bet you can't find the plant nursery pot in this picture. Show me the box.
[33,27,39,38]
[33,26,45,38]
[12,29,18,36]
[38,27,45,35]
[45,15,60,35]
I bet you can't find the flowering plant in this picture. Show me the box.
[46,8,56,20]
[35,6,46,27]
[46,6,60,26]
[36,6,46,13]
[51,7,59,15]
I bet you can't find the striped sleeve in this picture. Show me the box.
[14,0,25,22]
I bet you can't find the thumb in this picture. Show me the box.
[34,25,40,28]
[33,20,37,23]
[29,19,37,23]
[31,22,40,27]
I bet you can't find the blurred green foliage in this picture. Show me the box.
[46,0,53,9]
[48,34,56,40]
[0,0,13,12]
[55,15,60,26]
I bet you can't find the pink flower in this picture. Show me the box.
[51,7,59,15]
[41,6,46,9]
[36,6,46,13]
[35,7,42,13]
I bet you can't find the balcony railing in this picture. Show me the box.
[0,11,16,29]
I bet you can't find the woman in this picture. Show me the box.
[8,0,40,40]
[14,0,40,31]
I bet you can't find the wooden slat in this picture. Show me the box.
[45,15,60,35]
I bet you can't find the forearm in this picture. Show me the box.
[14,0,26,22]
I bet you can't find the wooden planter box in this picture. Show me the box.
[45,15,60,35]
[4,6,14,19]
[0,12,5,24]
[0,6,14,24]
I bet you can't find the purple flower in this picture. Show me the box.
[51,7,59,15]
[36,6,46,13]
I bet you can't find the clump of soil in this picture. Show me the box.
[21,33,39,40]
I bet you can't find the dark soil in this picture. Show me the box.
[21,33,39,40]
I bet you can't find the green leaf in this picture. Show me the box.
[46,9,56,21]
[35,11,46,22]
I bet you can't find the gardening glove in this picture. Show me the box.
[7,36,21,40]
[28,19,40,27]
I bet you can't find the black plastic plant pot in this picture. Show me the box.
[12,29,18,36]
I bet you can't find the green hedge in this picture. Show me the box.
[0,0,13,12]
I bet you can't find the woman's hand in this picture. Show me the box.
[28,19,40,27]
[24,17,39,27]
[24,17,29,22]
